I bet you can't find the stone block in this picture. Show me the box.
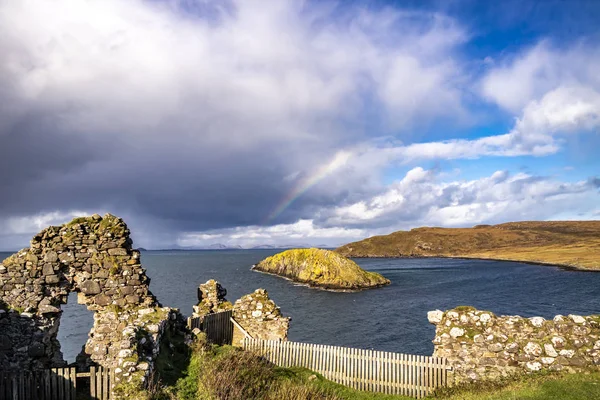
[126,294,140,304]
[543,343,558,357]
[42,264,55,276]
[94,294,112,306]
[108,248,128,256]
[80,280,102,295]
[120,286,135,295]
[524,342,543,356]
[45,275,60,284]
[43,251,58,263]
[39,305,61,314]
[427,310,444,324]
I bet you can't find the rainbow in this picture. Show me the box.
[265,150,352,223]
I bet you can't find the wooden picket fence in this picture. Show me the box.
[0,365,114,400]
[89,366,115,400]
[187,310,234,345]
[243,338,450,399]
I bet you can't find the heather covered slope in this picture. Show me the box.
[252,248,390,290]
[336,221,600,271]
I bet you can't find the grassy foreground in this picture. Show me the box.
[147,334,600,400]
[436,371,600,400]
[336,221,600,271]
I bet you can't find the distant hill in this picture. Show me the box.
[250,243,330,250]
[336,221,600,271]
[204,243,244,250]
[141,243,334,251]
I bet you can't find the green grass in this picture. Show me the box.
[147,336,600,400]
[435,371,600,400]
[151,336,413,400]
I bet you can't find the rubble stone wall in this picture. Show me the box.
[192,279,232,320]
[428,307,600,382]
[232,289,290,345]
[0,214,180,395]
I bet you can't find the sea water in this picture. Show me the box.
[2,250,598,363]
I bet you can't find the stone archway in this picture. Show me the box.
[0,214,180,392]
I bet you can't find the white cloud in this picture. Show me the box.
[0,0,467,145]
[177,219,365,248]
[324,167,598,229]
[333,84,600,172]
[481,41,600,113]
[2,210,92,235]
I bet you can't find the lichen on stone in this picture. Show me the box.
[252,248,390,291]
[429,306,600,383]
[0,214,185,399]
[192,279,232,320]
[232,288,290,345]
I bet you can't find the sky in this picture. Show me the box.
[0,0,599,250]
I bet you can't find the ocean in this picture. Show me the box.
[2,250,599,363]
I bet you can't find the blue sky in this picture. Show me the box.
[0,0,598,249]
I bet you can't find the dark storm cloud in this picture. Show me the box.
[1,1,599,250]
[0,0,472,248]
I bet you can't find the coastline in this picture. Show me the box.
[250,265,390,292]
[343,254,598,272]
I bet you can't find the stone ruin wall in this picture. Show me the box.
[232,288,290,345]
[193,280,290,345]
[192,279,232,320]
[0,214,182,393]
[429,307,600,383]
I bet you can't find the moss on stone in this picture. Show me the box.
[10,305,24,314]
[455,306,478,312]
[253,248,390,291]
[65,216,91,227]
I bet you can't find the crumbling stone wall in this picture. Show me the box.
[232,289,290,345]
[192,282,291,346]
[0,214,181,395]
[192,279,232,320]
[428,307,600,382]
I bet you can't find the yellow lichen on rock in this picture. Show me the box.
[252,248,390,291]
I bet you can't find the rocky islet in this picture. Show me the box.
[253,248,390,291]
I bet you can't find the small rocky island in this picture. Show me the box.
[252,248,390,291]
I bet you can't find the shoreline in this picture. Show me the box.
[343,254,598,272]
[250,265,390,292]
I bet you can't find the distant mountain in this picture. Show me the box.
[202,243,243,250]
[144,244,334,251]
[206,243,228,249]
[250,243,330,250]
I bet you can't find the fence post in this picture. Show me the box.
[236,338,448,398]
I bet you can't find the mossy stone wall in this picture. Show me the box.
[429,307,600,382]
[0,214,182,398]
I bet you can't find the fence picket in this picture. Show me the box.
[240,338,449,399]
